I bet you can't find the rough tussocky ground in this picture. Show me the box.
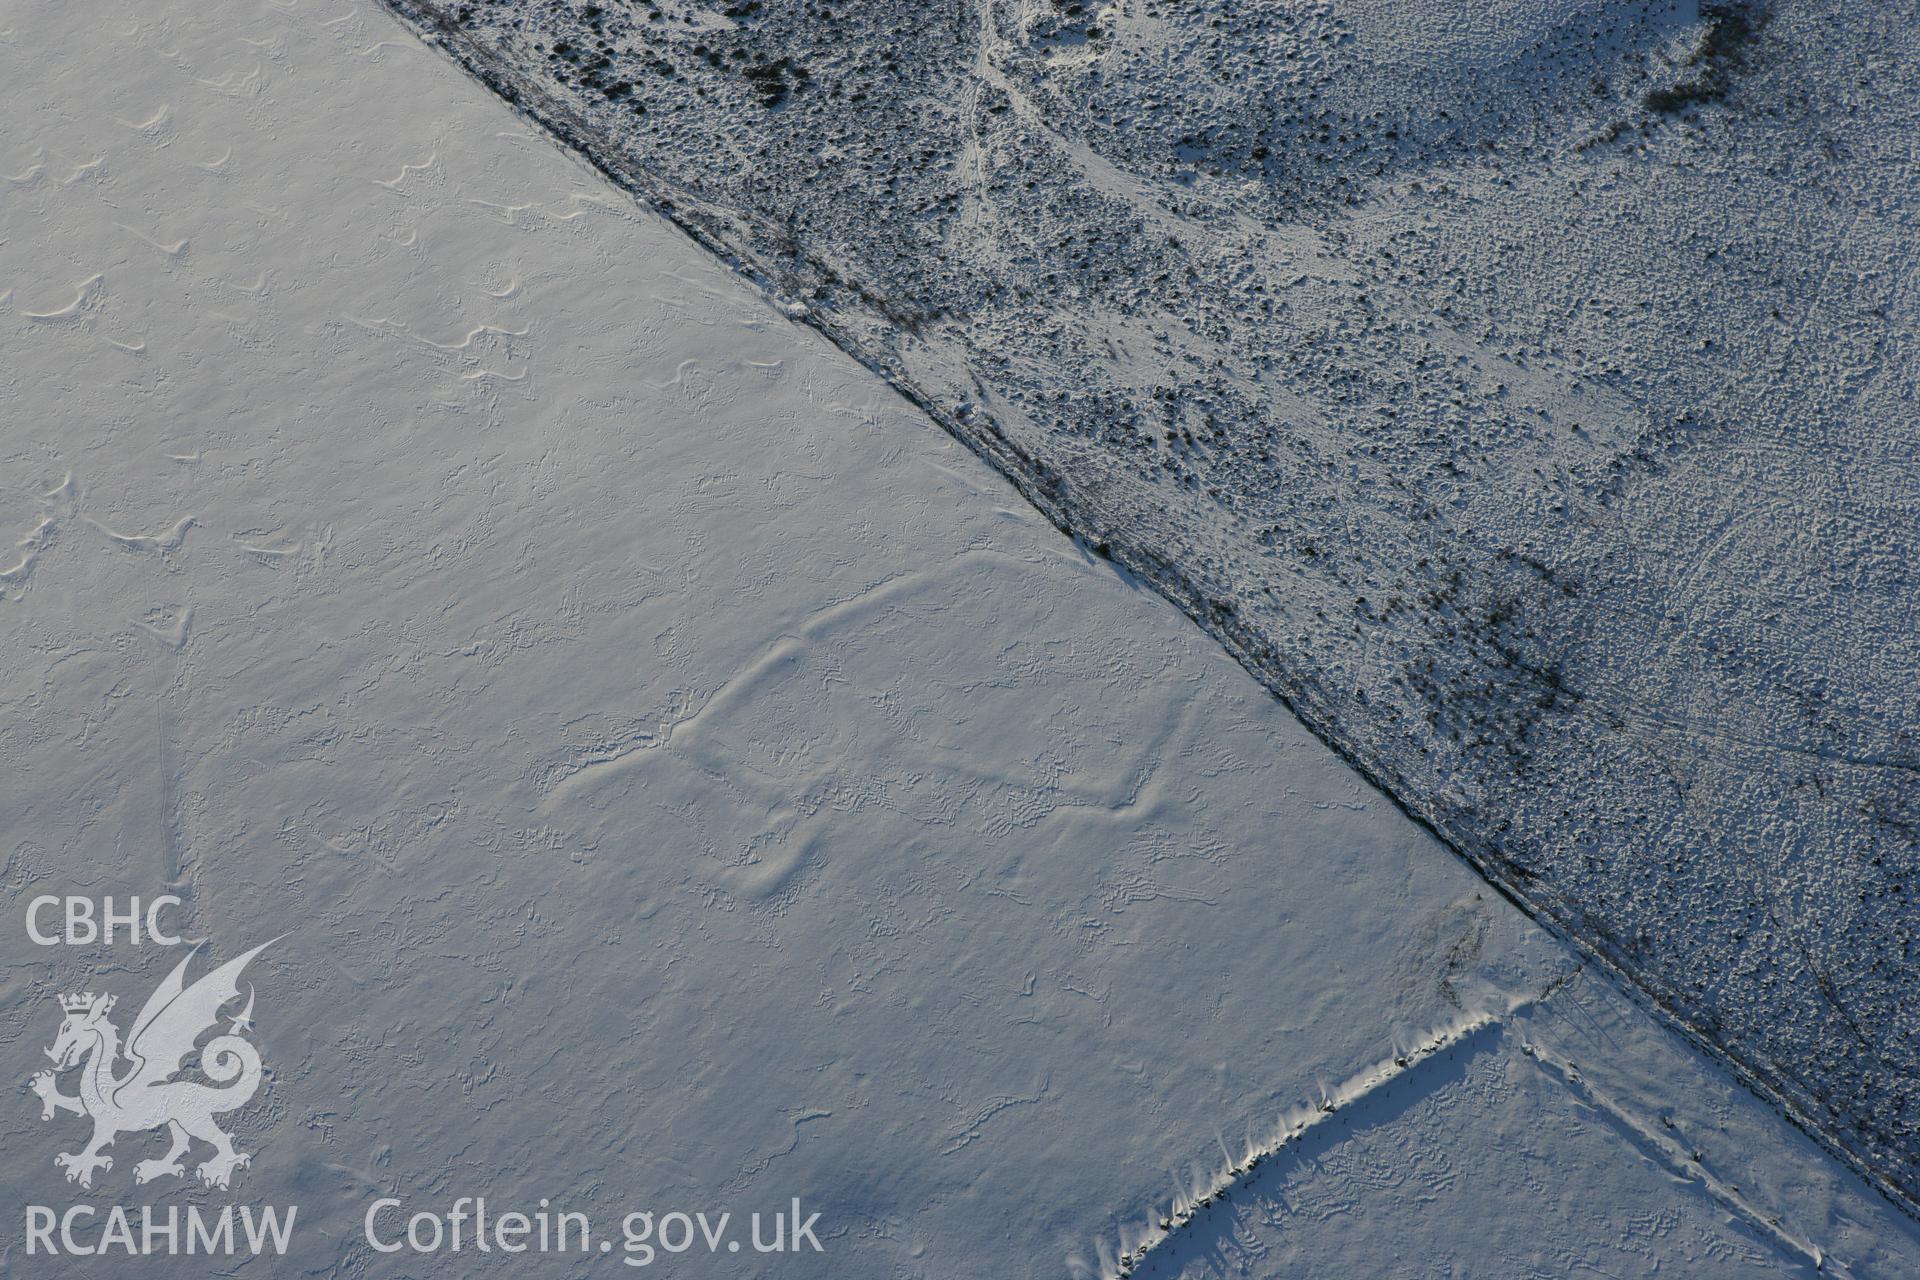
[6,1,1920,1277]
[371,0,1920,1213]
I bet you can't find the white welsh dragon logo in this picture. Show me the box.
[30,940,275,1190]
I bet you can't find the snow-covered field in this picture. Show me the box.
[1,1,1916,1277]
[375,0,1920,1214]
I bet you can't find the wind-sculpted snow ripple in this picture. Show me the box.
[380,0,1920,1213]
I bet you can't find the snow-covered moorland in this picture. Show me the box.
[378,0,1920,1213]
[5,0,1919,1275]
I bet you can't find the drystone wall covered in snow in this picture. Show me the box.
[380,0,1920,1212]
